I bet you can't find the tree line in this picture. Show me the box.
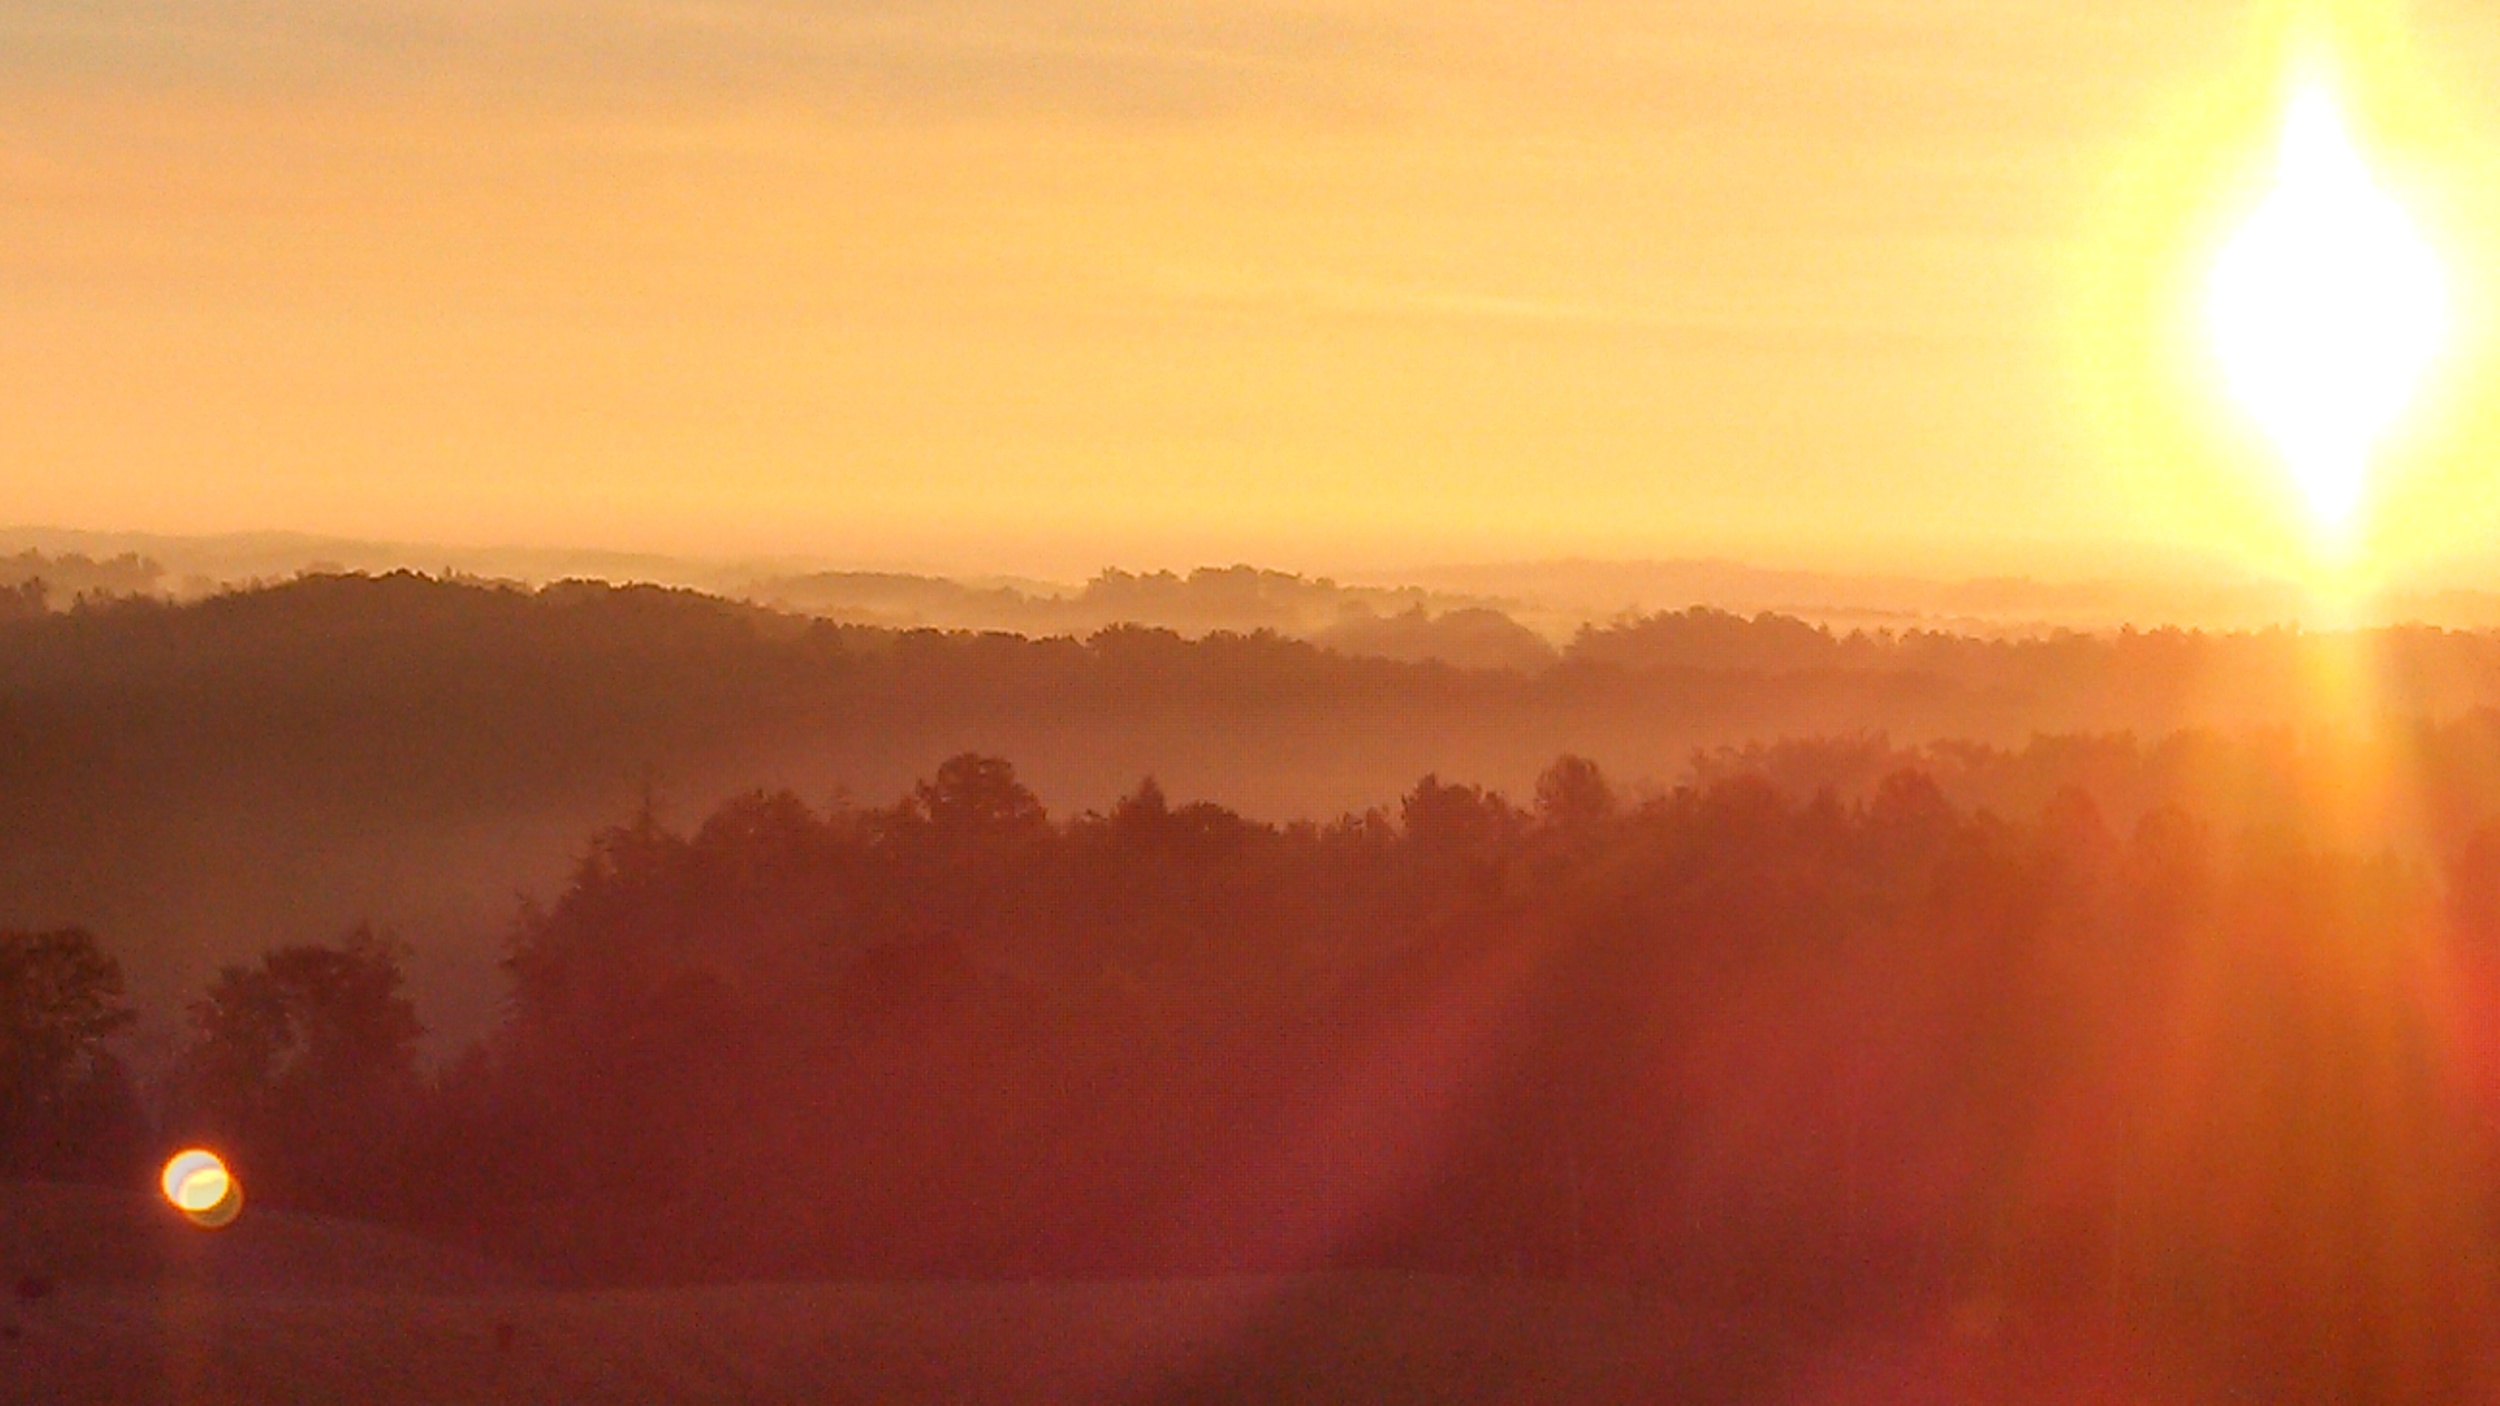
[11,747,2500,1399]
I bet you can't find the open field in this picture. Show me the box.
[6,1181,1756,1404]
[3,1271,2169,1406]
[0,1183,2149,1405]
[7,1275,1724,1405]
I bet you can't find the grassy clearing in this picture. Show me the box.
[4,1273,1783,1405]
[0,1180,513,1295]
[4,1181,1779,1404]
[3,1182,2149,1404]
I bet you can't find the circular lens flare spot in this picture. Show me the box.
[160,1149,242,1227]
[186,1178,244,1229]
[2206,80,2448,537]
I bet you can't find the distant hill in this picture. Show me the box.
[737,564,1542,668]
[10,570,2500,1057]
[30,524,2500,637]
[1402,558,2303,635]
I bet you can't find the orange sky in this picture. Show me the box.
[8,1,2500,584]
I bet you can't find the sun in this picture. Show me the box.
[2206,78,2448,541]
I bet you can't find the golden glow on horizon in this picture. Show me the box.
[2206,77,2448,543]
[15,3,2500,587]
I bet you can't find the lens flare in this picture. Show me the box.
[2206,79,2447,539]
[186,1178,244,1229]
[160,1149,243,1228]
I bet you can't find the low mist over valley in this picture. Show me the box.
[13,561,2500,1057]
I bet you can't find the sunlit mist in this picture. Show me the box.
[2207,79,2448,541]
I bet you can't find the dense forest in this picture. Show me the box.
[14,574,2500,1394]
[9,748,2500,1401]
[16,571,2500,1050]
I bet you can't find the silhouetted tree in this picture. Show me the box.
[1533,754,1615,832]
[0,577,45,623]
[0,928,140,1179]
[910,753,1048,843]
[178,926,424,1213]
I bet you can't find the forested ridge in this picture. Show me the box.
[12,573,2500,1394]
[14,570,2500,1043]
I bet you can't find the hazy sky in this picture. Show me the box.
[9,1,2500,581]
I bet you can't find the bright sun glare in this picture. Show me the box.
[2206,79,2448,540]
